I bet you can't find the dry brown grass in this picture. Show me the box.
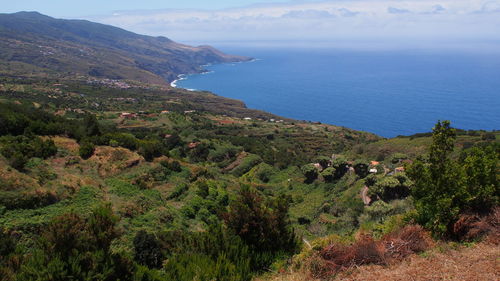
[453,208,500,243]
[309,225,431,279]
[336,241,500,281]
[88,146,144,177]
[47,136,80,154]
[257,240,499,281]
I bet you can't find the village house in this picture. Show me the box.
[395,167,405,173]
[188,142,201,149]
[120,112,137,119]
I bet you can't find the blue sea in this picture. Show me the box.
[175,46,500,137]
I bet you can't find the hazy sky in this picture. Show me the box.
[0,0,291,16]
[2,0,500,47]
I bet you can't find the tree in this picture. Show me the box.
[368,174,412,202]
[83,114,101,137]
[353,160,369,178]
[79,141,95,159]
[316,156,331,170]
[408,121,461,236]
[17,205,132,280]
[134,230,164,268]
[331,157,349,180]
[407,121,499,237]
[301,164,318,183]
[321,167,335,182]
[224,186,298,266]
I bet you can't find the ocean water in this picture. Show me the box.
[175,47,500,137]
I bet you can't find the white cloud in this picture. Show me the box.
[387,7,411,14]
[85,0,500,45]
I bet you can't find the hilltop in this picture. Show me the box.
[0,12,250,84]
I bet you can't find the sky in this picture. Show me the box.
[2,0,500,47]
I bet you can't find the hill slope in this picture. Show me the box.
[0,11,250,84]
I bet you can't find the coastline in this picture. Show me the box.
[170,58,259,89]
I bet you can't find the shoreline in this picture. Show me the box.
[170,58,259,89]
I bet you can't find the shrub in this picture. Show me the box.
[316,156,331,170]
[208,143,241,164]
[390,153,408,164]
[224,186,299,269]
[187,142,212,162]
[408,121,499,237]
[161,226,252,281]
[250,163,276,183]
[353,160,369,178]
[138,139,163,161]
[195,180,209,198]
[134,230,164,268]
[314,235,385,278]
[79,141,95,159]
[82,114,101,137]
[104,133,138,150]
[167,184,189,200]
[320,167,335,183]
[17,205,133,280]
[481,132,496,141]
[331,157,349,180]
[231,154,263,177]
[369,174,412,202]
[312,225,430,278]
[0,135,57,170]
[160,160,182,172]
[301,164,318,183]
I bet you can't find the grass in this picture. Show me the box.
[0,185,102,229]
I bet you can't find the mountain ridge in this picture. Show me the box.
[0,11,251,84]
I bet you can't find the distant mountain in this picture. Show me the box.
[0,11,250,84]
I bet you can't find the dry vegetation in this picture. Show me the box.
[258,216,500,281]
[259,240,499,281]
[336,241,499,281]
[309,225,432,279]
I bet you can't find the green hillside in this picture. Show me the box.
[0,12,498,281]
[0,12,250,83]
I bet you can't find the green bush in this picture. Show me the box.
[390,153,408,164]
[248,163,277,183]
[231,154,263,177]
[79,141,95,159]
[224,186,299,269]
[408,121,499,237]
[331,157,349,180]
[138,139,163,161]
[368,174,412,202]
[320,167,335,183]
[134,230,164,269]
[316,156,331,170]
[16,205,133,280]
[353,160,369,178]
[167,184,189,200]
[161,226,252,281]
[301,164,318,183]
[0,134,57,170]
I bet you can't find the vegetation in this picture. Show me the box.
[0,74,497,281]
[407,121,499,237]
[0,14,497,280]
